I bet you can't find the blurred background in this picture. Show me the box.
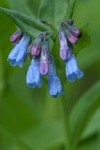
[0,0,100,150]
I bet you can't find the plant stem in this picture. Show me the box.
[60,96,72,150]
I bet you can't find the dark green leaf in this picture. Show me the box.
[81,109,100,140]
[70,81,100,146]
[78,134,99,150]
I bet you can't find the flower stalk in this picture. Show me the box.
[61,0,77,150]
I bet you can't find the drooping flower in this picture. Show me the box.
[26,58,42,88]
[59,30,71,61]
[48,57,63,98]
[8,34,30,68]
[66,56,83,82]
[39,42,49,76]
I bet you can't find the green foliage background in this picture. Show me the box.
[0,0,100,150]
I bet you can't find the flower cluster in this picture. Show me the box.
[59,20,83,82]
[8,31,63,98]
[8,19,83,98]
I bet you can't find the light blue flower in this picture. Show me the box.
[66,56,83,82]
[48,76,63,98]
[26,59,42,88]
[48,58,63,98]
[8,34,30,68]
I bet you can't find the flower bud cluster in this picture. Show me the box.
[8,31,63,98]
[59,20,83,82]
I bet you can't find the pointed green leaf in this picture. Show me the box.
[0,7,49,31]
[81,109,100,139]
[0,7,42,38]
[70,81,100,146]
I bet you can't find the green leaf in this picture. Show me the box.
[18,121,64,150]
[38,0,68,28]
[81,109,100,140]
[0,125,34,150]
[0,7,48,31]
[7,0,34,16]
[78,134,99,150]
[70,81,100,146]
[7,0,42,18]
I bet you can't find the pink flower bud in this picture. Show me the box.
[10,30,22,43]
[31,46,41,58]
[70,26,80,37]
[68,33,78,44]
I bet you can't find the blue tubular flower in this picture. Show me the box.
[66,56,83,82]
[48,58,63,98]
[26,59,42,88]
[48,76,63,98]
[8,34,30,68]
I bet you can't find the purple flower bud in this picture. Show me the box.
[66,56,83,82]
[48,59,63,98]
[40,45,49,76]
[59,31,70,61]
[31,34,43,58]
[65,30,78,44]
[26,59,42,88]
[8,34,30,68]
[31,45,41,58]
[10,30,22,45]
